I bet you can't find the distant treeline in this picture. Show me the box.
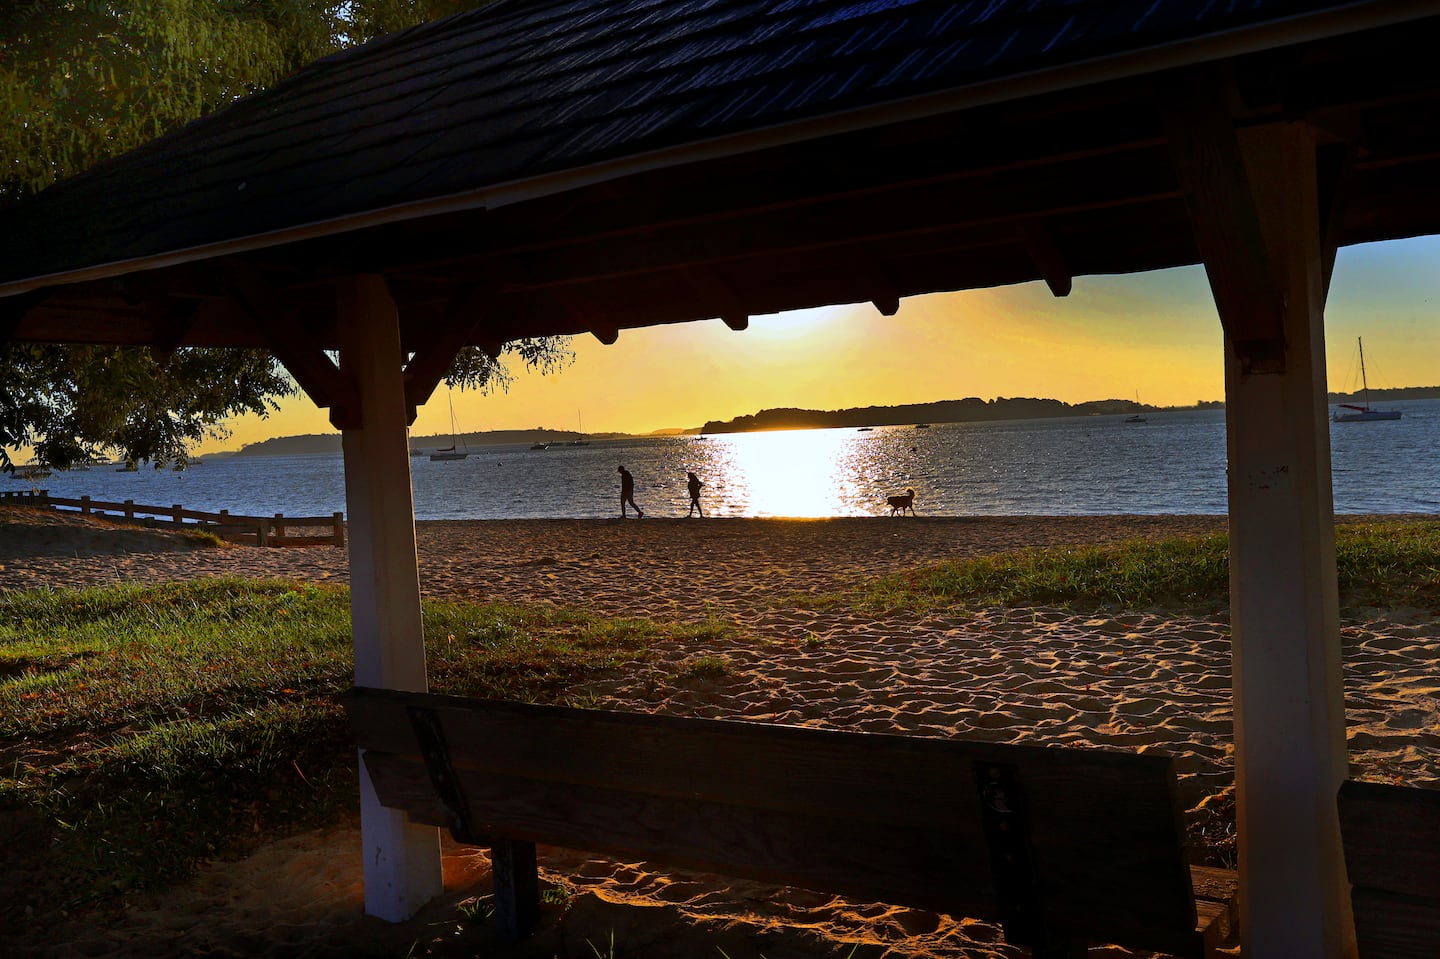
[702,387,1440,434]
[1329,386,1440,402]
[700,396,1205,434]
[231,428,681,457]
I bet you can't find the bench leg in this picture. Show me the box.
[491,840,540,942]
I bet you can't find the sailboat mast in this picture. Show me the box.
[1358,336,1369,404]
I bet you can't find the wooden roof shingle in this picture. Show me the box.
[2,0,1438,363]
[2,0,1426,290]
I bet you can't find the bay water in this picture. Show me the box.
[18,400,1440,520]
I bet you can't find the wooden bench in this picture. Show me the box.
[1339,779,1440,957]
[343,687,1236,957]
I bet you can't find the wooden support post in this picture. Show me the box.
[337,273,443,921]
[124,499,134,520]
[81,495,90,515]
[173,504,183,524]
[332,511,345,548]
[274,513,286,539]
[1211,123,1352,956]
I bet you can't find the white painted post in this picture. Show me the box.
[1224,123,1352,956]
[337,273,444,921]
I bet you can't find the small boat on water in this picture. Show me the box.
[568,411,590,446]
[430,391,470,460]
[1333,337,1401,422]
[1124,390,1146,423]
[531,442,549,450]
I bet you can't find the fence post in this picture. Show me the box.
[124,499,134,520]
[173,504,184,525]
[81,495,91,515]
[274,513,286,540]
[257,521,269,547]
[333,512,345,548]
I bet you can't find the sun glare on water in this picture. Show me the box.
[704,429,869,518]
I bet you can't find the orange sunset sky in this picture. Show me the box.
[203,234,1440,454]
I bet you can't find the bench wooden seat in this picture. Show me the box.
[1339,779,1440,957]
[343,687,1236,957]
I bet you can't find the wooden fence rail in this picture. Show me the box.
[0,489,343,548]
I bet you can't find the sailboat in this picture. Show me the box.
[1124,390,1147,423]
[567,410,590,446]
[1332,337,1401,423]
[430,392,471,460]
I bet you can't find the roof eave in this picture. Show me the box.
[2,0,1430,301]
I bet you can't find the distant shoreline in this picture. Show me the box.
[226,385,1440,456]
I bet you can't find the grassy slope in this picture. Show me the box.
[857,518,1440,613]
[0,578,728,931]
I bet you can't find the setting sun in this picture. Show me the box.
[205,235,1440,455]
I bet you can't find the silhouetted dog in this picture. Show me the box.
[887,487,916,516]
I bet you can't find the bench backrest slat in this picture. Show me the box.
[345,687,1201,956]
[1339,779,1440,958]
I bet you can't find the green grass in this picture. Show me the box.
[854,518,1440,613]
[0,578,731,920]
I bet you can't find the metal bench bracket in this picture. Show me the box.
[975,761,1085,959]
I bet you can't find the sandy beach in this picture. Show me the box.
[3,510,1438,958]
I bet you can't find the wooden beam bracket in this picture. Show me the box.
[220,260,362,429]
[680,267,750,331]
[1162,67,1288,373]
[834,249,901,316]
[1020,218,1072,298]
[149,299,199,367]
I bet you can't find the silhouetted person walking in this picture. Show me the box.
[686,471,705,517]
[618,464,643,518]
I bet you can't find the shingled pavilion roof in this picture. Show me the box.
[4,0,1439,354]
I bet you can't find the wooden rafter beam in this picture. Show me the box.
[341,106,1157,279]
[1020,218,1072,297]
[680,268,748,331]
[831,249,901,316]
[0,291,48,341]
[1163,68,1287,374]
[483,150,1178,298]
[1315,140,1357,307]
[220,260,362,429]
[149,299,199,366]
[538,286,620,345]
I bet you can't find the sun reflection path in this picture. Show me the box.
[703,429,877,518]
